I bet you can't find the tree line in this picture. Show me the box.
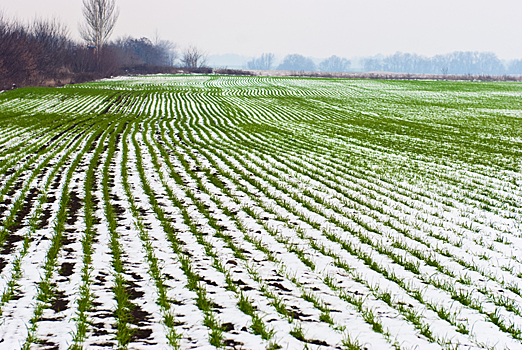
[3,0,521,90]
[0,0,209,90]
[247,54,351,73]
[362,51,522,75]
[248,51,522,76]
[0,16,181,90]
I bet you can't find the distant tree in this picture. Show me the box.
[31,18,71,76]
[181,45,207,69]
[151,29,177,66]
[362,58,382,72]
[318,55,350,72]
[362,51,506,75]
[156,40,177,66]
[247,57,257,69]
[276,54,315,71]
[380,52,432,74]
[0,15,39,87]
[79,0,119,50]
[508,59,522,74]
[247,53,275,70]
[110,36,177,67]
[432,54,449,75]
[128,37,157,65]
[382,52,404,72]
[475,52,505,75]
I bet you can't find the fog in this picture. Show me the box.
[3,0,522,59]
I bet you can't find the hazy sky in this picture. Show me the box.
[3,0,522,60]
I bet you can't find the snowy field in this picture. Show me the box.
[0,75,521,349]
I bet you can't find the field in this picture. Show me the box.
[0,75,521,350]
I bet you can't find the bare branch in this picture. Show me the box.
[247,53,275,70]
[79,0,119,49]
[180,45,208,69]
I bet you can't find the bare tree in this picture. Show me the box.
[319,55,350,73]
[0,14,39,88]
[247,53,275,70]
[180,45,207,69]
[31,18,71,75]
[276,54,315,71]
[151,29,178,66]
[79,0,119,50]
[260,53,275,70]
[157,40,177,66]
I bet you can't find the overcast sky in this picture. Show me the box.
[3,0,522,60]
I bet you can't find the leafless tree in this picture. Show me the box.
[79,0,119,50]
[151,29,178,66]
[247,53,275,70]
[260,53,275,70]
[180,45,207,69]
[0,14,39,88]
[319,55,350,73]
[276,54,315,71]
[31,18,71,76]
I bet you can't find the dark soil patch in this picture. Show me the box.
[223,339,244,348]
[308,339,329,346]
[200,277,218,286]
[125,280,145,300]
[48,133,61,144]
[114,94,133,115]
[66,191,82,225]
[93,310,113,318]
[129,303,151,325]
[61,234,75,246]
[270,282,292,292]
[287,308,312,321]
[1,234,24,255]
[91,343,114,347]
[51,289,69,313]
[51,175,62,190]
[96,274,106,283]
[0,258,7,274]
[211,302,224,310]
[58,262,75,277]
[38,208,52,229]
[113,203,125,216]
[233,279,246,286]
[12,180,24,192]
[131,328,153,341]
[222,322,234,331]
[129,271,141,281]
[100,93,123,115]
[9,188,39,232]
[88,131,103,153]
[92,322,110,336]
[37,339,59,350]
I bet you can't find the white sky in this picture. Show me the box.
[3,0,522,60]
